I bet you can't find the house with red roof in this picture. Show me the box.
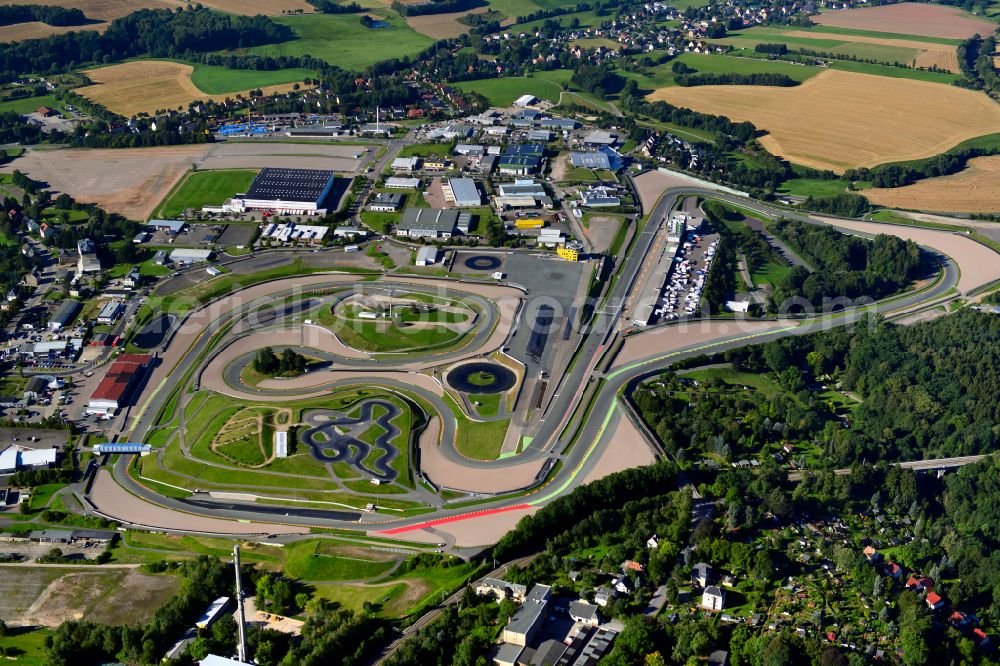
[973,628,990,646]
[863,546,880,562]
[884,562,901,579]
[926,591,944,610]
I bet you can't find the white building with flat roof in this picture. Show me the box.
[170,249,213,264]
[385,177,421,189]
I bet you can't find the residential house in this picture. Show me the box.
[863,546,880,562]
[568,600,600,627]
[701,586,725,612]
[692,562,713,587]
[926,591,945,610]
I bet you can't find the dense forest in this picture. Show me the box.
[0,7,291,79]
[637,311,1000,465]
[768,218,921,309]
[845,141,1000,189]
[0,4,87,27]
[306,0,364,13]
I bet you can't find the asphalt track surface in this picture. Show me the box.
[464,255,502,271]
[299,400,402,481]
[107,186,965,535]
[446,362,517,394]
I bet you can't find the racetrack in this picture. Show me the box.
[299,400,403,481]
[88,183,977,546]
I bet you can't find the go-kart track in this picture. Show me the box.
[300,401,403,481]
[91,184,987,549]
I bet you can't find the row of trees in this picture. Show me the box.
[0,4,87,27]
[675,72,799,87]
[391,0,484,16]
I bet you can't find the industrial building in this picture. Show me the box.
[390,156,420,172]
[415,246,440,266]
[86,354,152,416]
[48,300,79,331]
[149,219,186,234]
[443,178,482,207]
[96,301,125,324]
[210,168,336,216]
[570,152,611,170]
[395,208,471,239]
[499,144,545,176]
[513,94,538,107]
[367,193,404,212]
[385,177,421,189]
[502,584,551,646]
[170,248,213,264]
[0,446,57,473]
[260,222,329,243]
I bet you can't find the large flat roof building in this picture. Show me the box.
[87,354,152,416]
[395,208,471,238]
[48,300,79,331]
[444,178,482,208]
[214,168,335,216]
[170,248,213,264]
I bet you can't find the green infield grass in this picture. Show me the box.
[156,169,257,219]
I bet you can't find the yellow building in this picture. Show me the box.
[514,218,545,229]
[557,246,579,261]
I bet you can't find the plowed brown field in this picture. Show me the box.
[647,69,1000,172]
[783,29,960,73]
[813,2,995,39]
[864,156,1000,213]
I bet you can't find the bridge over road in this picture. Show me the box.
[787,455,990,481]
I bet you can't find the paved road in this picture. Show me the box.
[787,455,989,481]
[94,185,969,535]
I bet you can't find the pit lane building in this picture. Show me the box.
[208,168,336,216]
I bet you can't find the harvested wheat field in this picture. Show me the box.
[783,29,960,73]
[648,69,1000,172]
[1,145,212,220]
[187,0,314,15]
[77,61,299,117]
[0,0,173,20]
[0,21,104,42]
[814,2,995,40]
[406,7,487,38]
[865,156,1000,214]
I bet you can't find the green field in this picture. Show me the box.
[0,93,61,115]
[0,628,50,665]
[455,74,566,107]
[242,14,433,71]
[623,52,820,93]
[156,169,257,219]
[718,28,922,66]
[285,541,397,581]
[190,64,315,94]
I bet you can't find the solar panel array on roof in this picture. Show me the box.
[245,168,335,204]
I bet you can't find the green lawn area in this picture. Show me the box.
[629,52,821,92]
[0,93,61,115]
[156,169,257,219]
[361,211,400,233]
[190,64,315,94]
[485,0,546,19]
[826,58,961,84]
[29,483,67,511]
[455,73,567,106]
[445,394,509,460]
[397,143,452,158]
[332,317,464,353]
[0,628,51,665]
[241,14,433,71]
[777,177,856,198]
[285,540,397,581]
